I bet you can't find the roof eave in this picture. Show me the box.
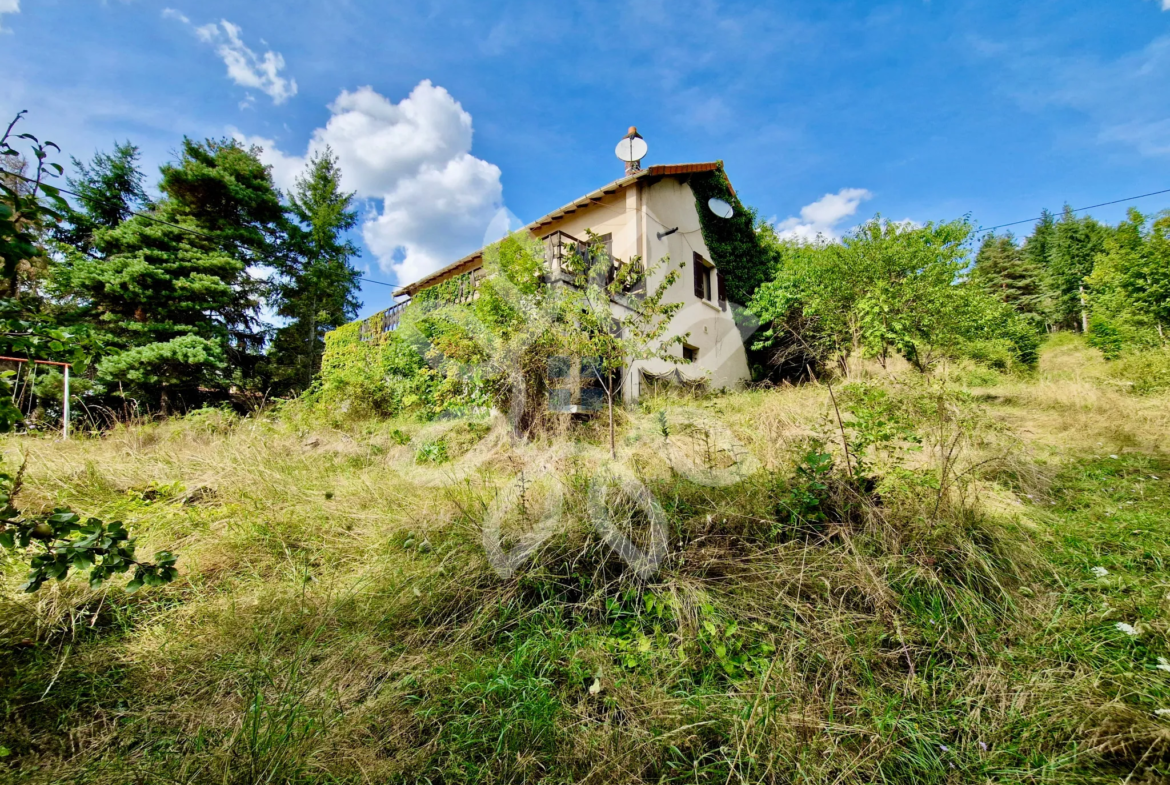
[392,161,723,297]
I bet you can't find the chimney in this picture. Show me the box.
[624,126,643,176]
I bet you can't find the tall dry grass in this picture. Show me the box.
[0,335,1168,783]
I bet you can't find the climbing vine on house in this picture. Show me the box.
[412,272,475,307]
[690,165,776,304]
[310,318,439,418]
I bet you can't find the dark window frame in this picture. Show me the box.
[693,252,714,301]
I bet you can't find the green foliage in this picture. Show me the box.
[689,166,776,303]
[839,382,923,475]
[96,334,227,411]
[54,137,285,410]
[267,147,362,393]
[1084,209,1170,359]
[970,232,1051,326]
[749,218,1041,375]
[414,438,449,464]
[774,445,834,530]
[0,461,177,592]
[1049,205,1110,330]
[1109,346,1170,393]
[412,272,475,307]
[57,141,148,252]
[0,112,68,303]
[404,233,555,428]
[310,322,438,420]
[159,137,286,255]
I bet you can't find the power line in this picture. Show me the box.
[976,187,1170,234]
[14,168,1170,283]
[4,170,401,290]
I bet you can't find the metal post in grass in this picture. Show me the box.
[63,363,69,440]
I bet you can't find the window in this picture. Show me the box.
[547,356,571,379]
[693,253,713,301]
[682,344,698,362]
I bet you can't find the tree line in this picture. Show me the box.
[0,111,363,423]
[970,206,1170,356]
[744,204,1169,381]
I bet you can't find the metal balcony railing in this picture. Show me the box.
[542,231,645,296]
[358,300,409,342]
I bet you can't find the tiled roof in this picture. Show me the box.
[393,162,723,297]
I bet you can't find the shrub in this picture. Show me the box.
[414,439,449,464]
[1110,346,1170,393]
[310,323,437,420]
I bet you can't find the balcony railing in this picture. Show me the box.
[358,300,409,342]
[542,231,645,296]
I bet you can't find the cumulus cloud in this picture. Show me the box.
[165,11,297,104]
[0,0,19,32]
[773,188,873,241]
[237,81,506,285]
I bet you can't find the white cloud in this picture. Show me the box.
[774,188,873,241]
[0,0,19,32]
[237,81,505,286]
[165,12,297,105]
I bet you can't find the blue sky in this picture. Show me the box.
[3,0,1170,318]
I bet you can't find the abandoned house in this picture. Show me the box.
[341,131,754,406]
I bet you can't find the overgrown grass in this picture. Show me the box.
[1,336,1169,783]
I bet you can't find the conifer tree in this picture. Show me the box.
[56,138,286,410]
[267,148,362,392]
[58,142,149,253]
[1048,206,1109,331]
[971,232,1049,326]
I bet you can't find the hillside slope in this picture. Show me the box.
[2,337,1169,784]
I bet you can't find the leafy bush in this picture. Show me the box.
[749,218,1042,378]
[414,439,449,464]
[1110,346,1170,393]
[309,324,438,420]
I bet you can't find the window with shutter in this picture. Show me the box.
[717,270,727,310]
[693,253,706,298]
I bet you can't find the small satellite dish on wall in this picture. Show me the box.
[615,127,647,173]
[708,197,734,219]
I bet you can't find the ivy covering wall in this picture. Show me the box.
[311,318,436,418]
[412,271,476,307]
[690,165,776,305]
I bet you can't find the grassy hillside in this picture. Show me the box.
[2,336,1170,784]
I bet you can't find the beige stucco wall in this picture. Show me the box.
[529,175,751,400]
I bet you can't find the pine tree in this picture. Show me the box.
[56,138,287,410]
[267,148,361,392]
[970,232,1048,326]
[58,142,149,252]
[1048,206,1110,331]
[1020,210,1058,329]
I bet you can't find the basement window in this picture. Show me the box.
[682,344,698,362]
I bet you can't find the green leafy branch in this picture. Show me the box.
[0,461,178,593]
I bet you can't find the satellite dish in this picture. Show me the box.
[708,197,734,219]
[615,126,648,164]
